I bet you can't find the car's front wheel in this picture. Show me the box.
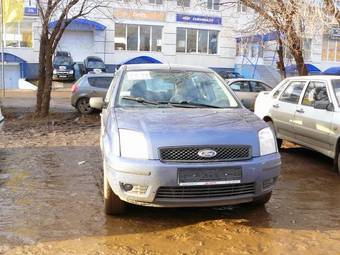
[76,97,94,115]
[335,149,340,174]
[266,120,282,149]
[103,167,126,215]
[249,192,272,207]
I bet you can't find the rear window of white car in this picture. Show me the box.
[332,79,340,106]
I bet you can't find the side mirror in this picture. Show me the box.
[89,97,104,109]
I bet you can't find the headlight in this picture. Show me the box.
[68,70,74,74]
[258,127,277,156]
[53,69,57,74]
[119,129,148,159]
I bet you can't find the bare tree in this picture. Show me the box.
[35,0,108,117]
[235,0,327,76]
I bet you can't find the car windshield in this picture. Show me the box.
[332,79,340,106]
[116,70,239,108]
[53,56,73,66]
[88,60,105,69]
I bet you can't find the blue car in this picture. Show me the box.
[89,64,281,214]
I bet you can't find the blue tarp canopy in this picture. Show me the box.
[323,66,340,75]
[49,18,106,31]
[286,64,321,74]
[119,56,162,65]
[236,31,278,43]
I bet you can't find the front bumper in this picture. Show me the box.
[53,73,74,81]
[105,153,281,207]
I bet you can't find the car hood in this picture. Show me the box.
[113,108,267,158]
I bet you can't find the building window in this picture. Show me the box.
[4,21,32,48]
[322,35,340,62]
[176,28,218,54]
[177,0,190,7]
[207,0,219,10]
[115,24,162,52]
[237,1,247,12]
[303,38,312,61]
[149,0,162,4]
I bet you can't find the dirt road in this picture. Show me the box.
[1,96,340,255]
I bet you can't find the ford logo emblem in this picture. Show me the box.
[197,149,217,158]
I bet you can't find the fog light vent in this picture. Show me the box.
[263,177,277,189]
[120,183,148,195]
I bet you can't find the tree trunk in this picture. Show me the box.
[40,47,54,117]
[293,50,308,76]
[35,31,48,115]
[277,34,286,79]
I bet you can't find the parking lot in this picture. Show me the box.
[1,94,340,255]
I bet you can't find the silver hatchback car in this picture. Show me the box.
[71,73,114,114]
[90,64,281,214]
[255,75,340,173]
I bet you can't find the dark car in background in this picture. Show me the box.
[216,70,244,80]
[71,73,114,114]
[83,56,106,74]
[52,51,75,81]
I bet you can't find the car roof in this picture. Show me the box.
[85,56,103,61]
[285,75,340,81]
[123,64,214,73]
[82,73,114,78]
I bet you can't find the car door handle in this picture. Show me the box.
[296,109,304,113]
[273,104,279,108]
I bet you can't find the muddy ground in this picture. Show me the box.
[1,94,340,255]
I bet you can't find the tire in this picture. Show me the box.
[266,120,282,149]
[251,191,272,206]
[335,149,340,174]
[76,97,94,115]
[104,168,126,215]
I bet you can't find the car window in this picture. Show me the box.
[88,77,113,89]
[87,60,105,69]
[332,79,340,107]
[279,81,305,104]
[302,81,329,107]
[272,81,288,99]
[250,81,269,92]
[116,70,239,108]
[229,81,250,92]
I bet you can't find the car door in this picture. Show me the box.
[294,81,334,154]
[229,81,253,109]
[271,80,306,139]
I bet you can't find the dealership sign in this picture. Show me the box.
[24,0,38,16]
[176,14,222,25]
[114,9,165,22]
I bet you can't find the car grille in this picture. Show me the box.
[156,183,255,199]
[159,145,252,162]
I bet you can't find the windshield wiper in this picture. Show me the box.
[161,101,222,108]
[121,96,159,105]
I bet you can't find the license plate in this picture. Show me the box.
[59,75,67,78]
[178,167,242,186]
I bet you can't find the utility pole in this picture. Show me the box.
[0,0,5,98]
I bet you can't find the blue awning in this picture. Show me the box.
[0,52,26,63]
[286,64,321,74]
[323,66,340,75]
[49,18,106,31]
[119,56,162,65]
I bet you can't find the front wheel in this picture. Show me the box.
[335,150,340,174]
[250,192,272,207]
[104,169,126,215]
[266,120,282,149]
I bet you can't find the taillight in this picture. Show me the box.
[71,84,78,93]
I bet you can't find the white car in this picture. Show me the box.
[254,75,340,173]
